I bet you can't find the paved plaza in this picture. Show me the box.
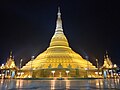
[0,79,120,90]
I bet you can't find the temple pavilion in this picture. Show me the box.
[101,51,118,78]
[0,52,18,78]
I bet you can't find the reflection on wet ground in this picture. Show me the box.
[0,78,120,90]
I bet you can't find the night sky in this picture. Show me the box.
[0,0,120,67]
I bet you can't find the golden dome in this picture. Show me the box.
[50,31,69,47]
[22,8,96,70]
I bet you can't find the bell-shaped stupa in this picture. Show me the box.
[22,7,96,70]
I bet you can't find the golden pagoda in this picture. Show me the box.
[101,51,118,78]
[102,51,113,69]
[102,51,117,69]
[21,7,96,78]
[0,52,18,70]
[0,52,18,78]
[5,52,17,69]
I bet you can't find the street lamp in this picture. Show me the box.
[96,59,98,68]
[95,72,98,75]
[96,59,99,75]
[1,64,4,69]
[1,64,5,78]
[109,70,113,78]
[66,71,70,77]
[21,72,24,76]
[20,59,23,69]
[31,56,34,78]
[99,72,102,76]
[85,56,89,77]
[2,64,4,66]
[113,64,117,68]
[19,59,23,78]
[85,68,88,77]
[51,71,55,77]
[17,72,21,78]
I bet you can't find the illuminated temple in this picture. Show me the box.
[101,51,117,69]
[21,8,97,78]
[0,52,18,78]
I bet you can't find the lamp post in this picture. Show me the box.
[51,71,55,77]
[99,72,102,76]
[66,71,70,77]
[1,64,4,78]
[96,59,98,69]
[17,72,21,78]
[109,70,113,78]
[85,56,89,78]
[19,59,23,78]
[113,64,117,74]
[20,59,23,69]
[96,59,99,75]
[85,68,88,78]
[31,56,34,78]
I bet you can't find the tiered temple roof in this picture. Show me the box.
[0,52,18,70]
[102,51,117,69]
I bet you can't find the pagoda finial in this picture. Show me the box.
[58,6,61,16]
[56,6,63,31]
[10,51,12,58]
[105,50,108,58]
[106,50,108,54]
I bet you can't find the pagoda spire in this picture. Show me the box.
[105,50,109,58]
[56,7,63,32]
[10,51,12,58]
